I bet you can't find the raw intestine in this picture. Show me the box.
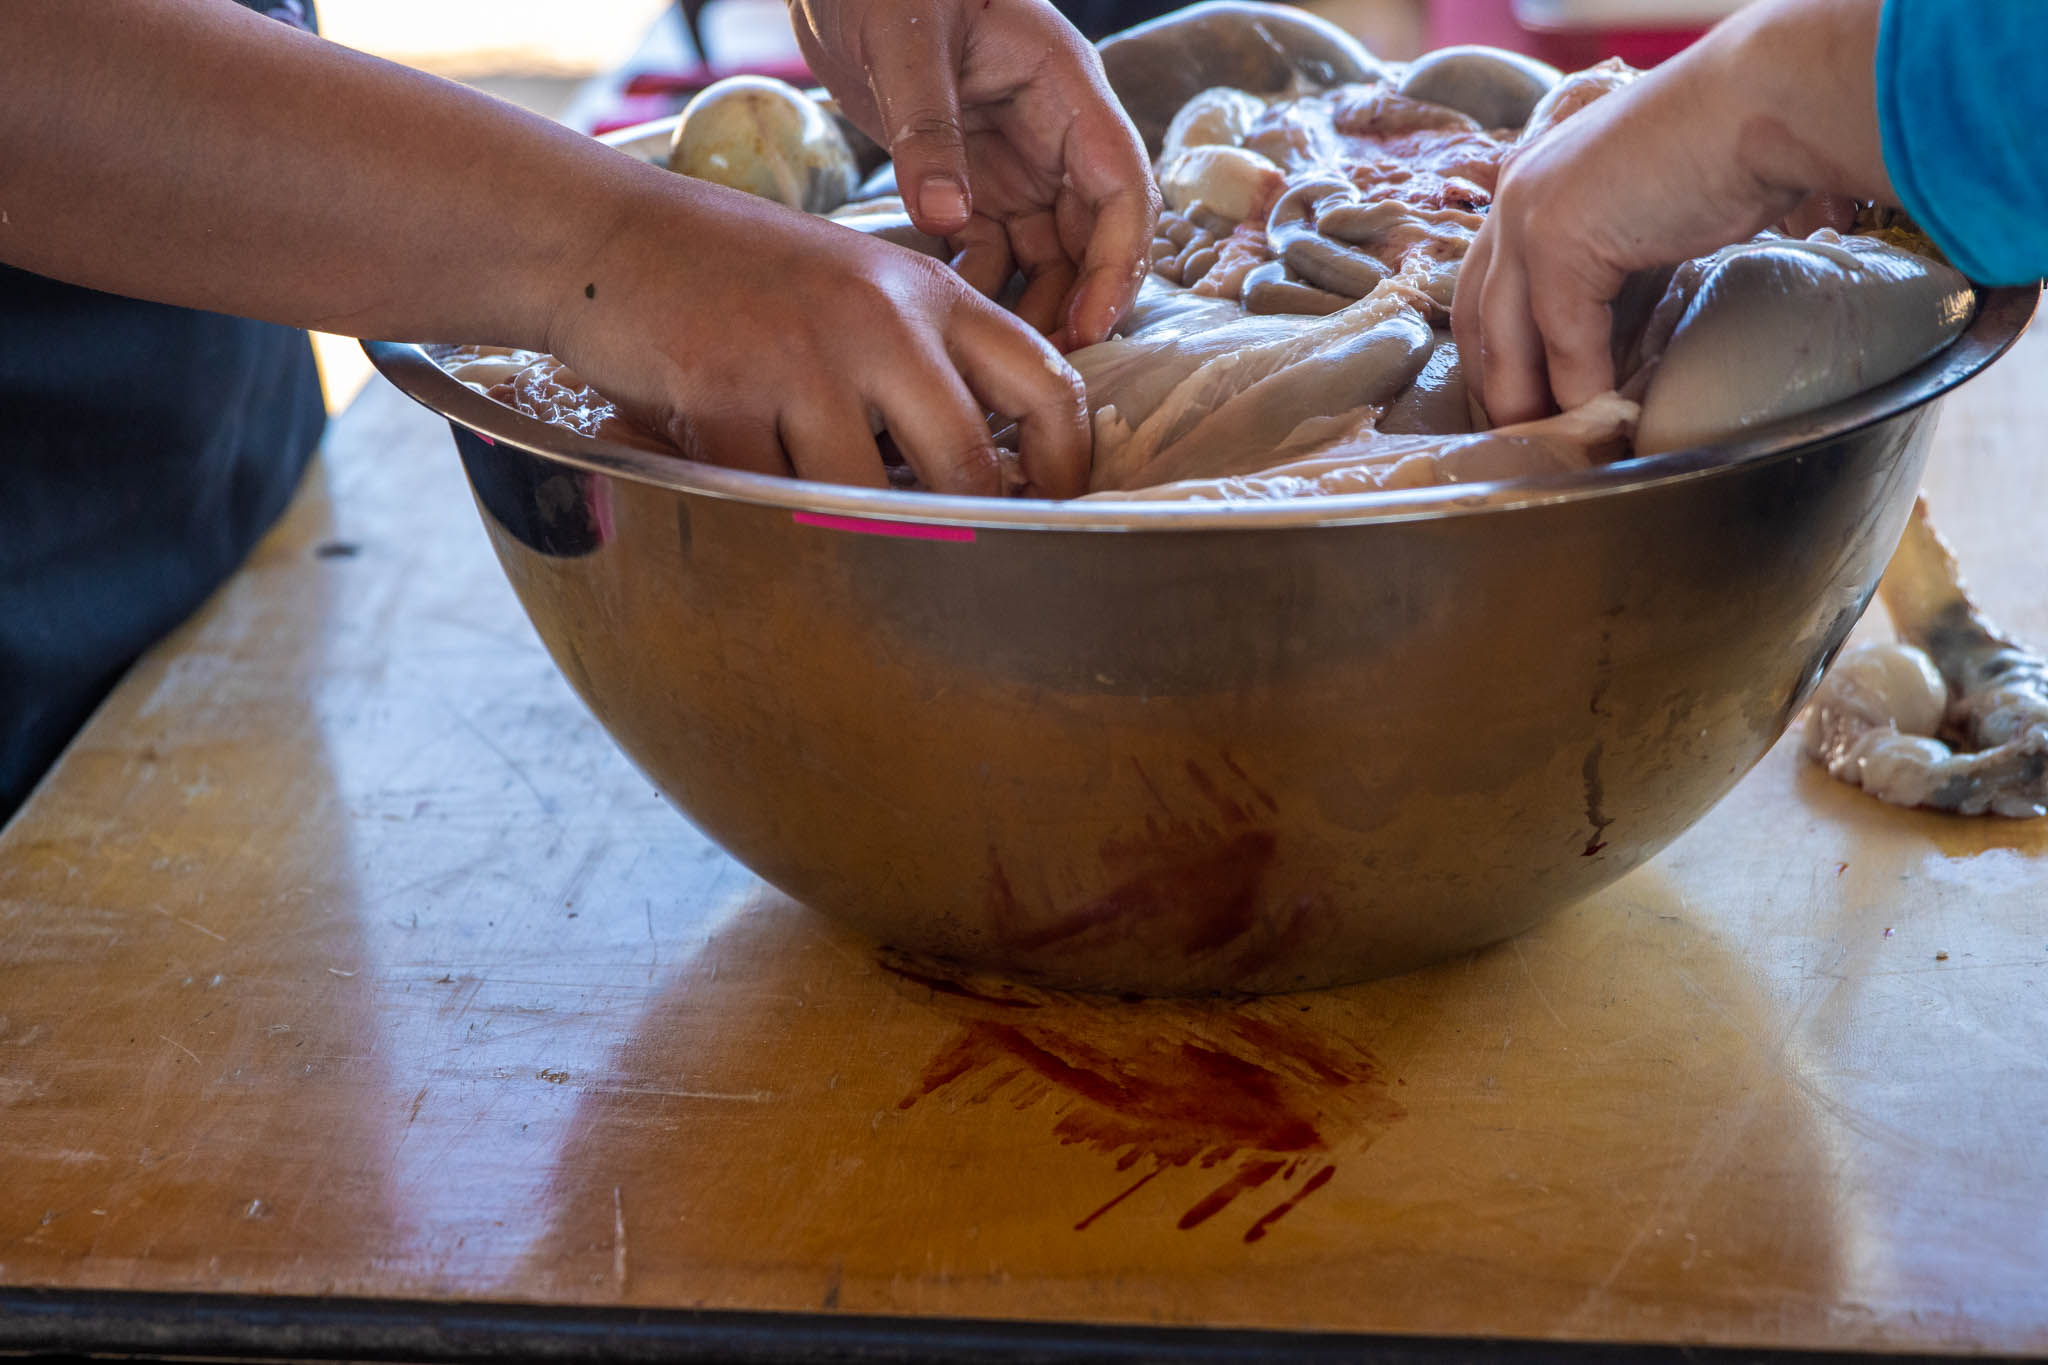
[434,2,1973,507]
[1803,500,2048,819]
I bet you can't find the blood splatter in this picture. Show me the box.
[1183,761,1251,824]
[989,829,1276,956]
[1072,1166,1163,1232]
[883,750,1397,1240]
[1220,754,1280,814]
[889,969,1404,1243]
[1243,1163,1337,1243]
[981,756,1313,974]
[1177,1158,1285,1230]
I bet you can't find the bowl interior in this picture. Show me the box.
[368,278,2037,534]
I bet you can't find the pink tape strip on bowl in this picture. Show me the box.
[791,512,977,542]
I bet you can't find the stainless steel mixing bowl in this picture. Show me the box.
[366,284,2034,993]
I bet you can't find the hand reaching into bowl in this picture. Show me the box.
[544,174,1090,496]
[789,0,1161,350]
[1451,0,2048,427]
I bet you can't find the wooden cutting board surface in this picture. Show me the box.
[2,324,2044,1356]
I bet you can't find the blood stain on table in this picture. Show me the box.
[887,957,1404,1243]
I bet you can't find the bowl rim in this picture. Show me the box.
[364,281,2037,533]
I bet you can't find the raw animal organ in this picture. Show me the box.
[1803,500,2048,818]
[1073,3,1972,499]
[667,75,860,214]
[433,3,1975,506]
[1076,73,1521,496]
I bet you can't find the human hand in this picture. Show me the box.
[1451,0,1891,425]
[547,172,1089,497]
[788,0,1159,349]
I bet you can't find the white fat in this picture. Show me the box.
[1158,87,1268,167]
[1158,144,1285,226]
[1804,642,1948,745]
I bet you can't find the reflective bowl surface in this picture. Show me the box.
[367,284,2036,992]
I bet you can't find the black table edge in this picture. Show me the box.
[2,1286,2038,1365]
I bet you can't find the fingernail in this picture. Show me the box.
[918,176,969,227]
[1066,293,1111,349]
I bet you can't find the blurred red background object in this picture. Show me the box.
[1428,0,1740,67]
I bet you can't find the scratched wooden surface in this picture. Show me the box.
[2,319,2045,1355]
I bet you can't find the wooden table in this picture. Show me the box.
[3,319,2045,1363]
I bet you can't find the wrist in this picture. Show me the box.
[535,160,696,360]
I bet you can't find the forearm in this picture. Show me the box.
[0,0,686,346]
[1705,0,1894,208]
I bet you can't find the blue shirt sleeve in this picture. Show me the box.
[1877,0,2048,285]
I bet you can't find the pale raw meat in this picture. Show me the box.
[1804,500,2048,818]
[427,6,1975,510]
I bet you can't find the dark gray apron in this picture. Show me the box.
[0,0,328,818]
